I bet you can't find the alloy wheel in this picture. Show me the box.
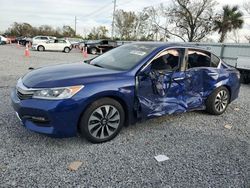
[88,105,120,139]
[214,90,228,112]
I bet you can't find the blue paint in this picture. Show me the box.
[11,43,240,137]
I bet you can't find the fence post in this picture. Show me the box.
[220,44,225,59]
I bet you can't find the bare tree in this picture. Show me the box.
[87,26,109,40]
[245,36,250,43]
[243,1,250,14]
[143,6,167,41]
[114,10,137,40]
[243,1,250,42]
[159,0,216,42]
[133,11,150,40]
[230,30,241,43]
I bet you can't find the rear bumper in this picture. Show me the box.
[11,89,85,137]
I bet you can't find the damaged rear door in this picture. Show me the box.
[136,48,188,118]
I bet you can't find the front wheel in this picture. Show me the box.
[37,45,45,51]
[206,86,230,115]
[64,47,70,53]
[79,98,125,143]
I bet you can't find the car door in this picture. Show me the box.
[57,40,67,51]
[136,48,188,118]
[44,39,56,50]
[182,48,221,110]
[98,40,109,52]
[53,39,62,51]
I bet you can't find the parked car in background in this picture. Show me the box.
[16,37,32,46]
[32,39,72,53]
[85,39,117,54]
[32,36,56,45]
[66,37,84,47]
[11,43,240,143]
[76,41,87,50]
[0,35,8,44]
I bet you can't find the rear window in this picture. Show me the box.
[187,49,211,68]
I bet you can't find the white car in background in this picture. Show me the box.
[0,35,8,44]
[32,39,72,53]
[32,36,56,45]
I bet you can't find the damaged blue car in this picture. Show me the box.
[11,43,240,143]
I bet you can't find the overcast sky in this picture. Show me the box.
[0,0,249,42]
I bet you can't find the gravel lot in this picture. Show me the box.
[0,44,249,188]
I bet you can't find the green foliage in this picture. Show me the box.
[214,5,244,42]
[87,26,109,40]
[5,22,78,38]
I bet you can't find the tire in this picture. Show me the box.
[90,47,97,55]
[38,45,45,52]
[206,86,230,115]
[79,98,125,143]
[64,47,70,53]
[240,72,250,84]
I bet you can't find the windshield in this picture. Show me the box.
[90,44,157,71]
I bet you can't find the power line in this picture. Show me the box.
[81,2,113,18]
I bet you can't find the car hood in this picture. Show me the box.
[22,62,122,88]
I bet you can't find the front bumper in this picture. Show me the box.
[11,89,84,137]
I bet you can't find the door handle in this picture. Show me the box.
[173,77,185,81]
[208,73,218,76]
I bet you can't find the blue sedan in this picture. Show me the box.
[11,43,240,143]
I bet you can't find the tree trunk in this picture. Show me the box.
[219,31,226,43]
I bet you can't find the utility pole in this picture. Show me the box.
[111,0,117,40]
[74,16,77,36]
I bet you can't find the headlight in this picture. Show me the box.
[33,85,84,100]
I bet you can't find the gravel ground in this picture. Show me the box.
[0,44,249,188]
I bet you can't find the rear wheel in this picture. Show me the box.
[64,47,70,53]
[206,86,230,115]
[90,47,97,55]
[79,98,125,143]
[38,45,45,51]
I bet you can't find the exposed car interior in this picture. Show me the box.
[187,50,211,68]
[151,49,180,72]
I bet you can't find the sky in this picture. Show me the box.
[0,0,249,42]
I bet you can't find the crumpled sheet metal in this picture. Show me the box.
[137,67,239,118]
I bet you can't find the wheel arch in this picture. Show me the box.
[222,85,232,103]
[211,84,232,102]
[37,45,45,51]
[77,93,131,132]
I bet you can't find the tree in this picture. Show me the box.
[87,26,109,40]
[62,25,75,37]
[7,22,34,37]
[213,5,244,43]
[37,25,55,36]
[114,10,137,40]
[142,6,167,41]
[98,26,109,39]
[243,1,250,14]
[159,0,216,42]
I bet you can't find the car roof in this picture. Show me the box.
[129,42,208,51]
